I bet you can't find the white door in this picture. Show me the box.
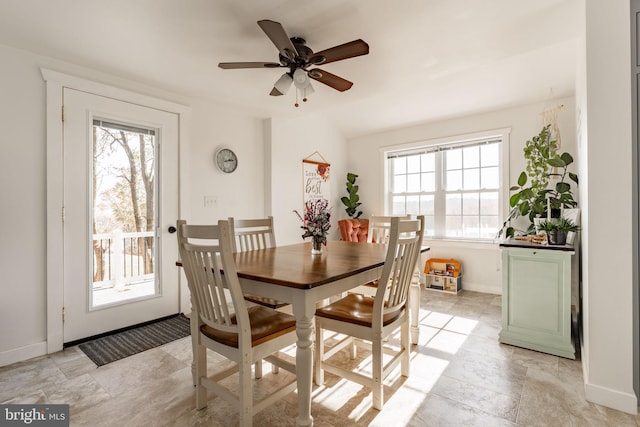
[63,88,180,342]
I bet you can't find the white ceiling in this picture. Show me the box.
[0,0,581,138]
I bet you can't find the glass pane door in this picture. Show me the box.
[91,119,157,308]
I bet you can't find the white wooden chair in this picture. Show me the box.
[314,216,425,410]
[228,216,288,377]
[367,214,410,244]
[229,216,277,253]
[228,216,288,310]
[177,219,297,426]
[352,214,410,297]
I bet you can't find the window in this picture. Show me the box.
[386,130,509,240]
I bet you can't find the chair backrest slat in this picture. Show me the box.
[367,215,410,244]
[228,216,276,252]
[177,220,250,339]
[374,216,425,326]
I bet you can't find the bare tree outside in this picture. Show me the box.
[92,121,156,292]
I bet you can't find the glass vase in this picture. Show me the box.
[311,238,323,255]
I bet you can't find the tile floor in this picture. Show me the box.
[2,290,639,426]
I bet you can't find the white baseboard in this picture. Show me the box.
[0,341,47,367]
[461,281,501,295]
[584,381,638,415]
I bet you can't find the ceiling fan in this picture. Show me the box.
[218,19,369,106]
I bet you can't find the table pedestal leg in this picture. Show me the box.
[410,274,421,344]
[293,301,315,427]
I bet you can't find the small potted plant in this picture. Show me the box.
[550,217,579,245]
[538,217,579,245]
[341,172,363,219]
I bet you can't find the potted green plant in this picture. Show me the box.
[537,217,579,245]
[497,125,579,238]
[341,172,363,219]
[550,217,580,245]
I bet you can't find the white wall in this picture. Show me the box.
[268,114,348,246]
[0,45,48,360]
[347,97,577,294]
[0,43,268,365]
[579,0,638,414]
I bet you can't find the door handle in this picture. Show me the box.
[168,226,177,234]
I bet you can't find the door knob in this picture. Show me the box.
[168,226,177,234]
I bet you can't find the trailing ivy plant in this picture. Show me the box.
[497,125,579,238]
[340,172,363,219]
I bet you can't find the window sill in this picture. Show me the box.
[422,238,499,251]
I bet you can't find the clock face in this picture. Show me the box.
[215,148,238,173]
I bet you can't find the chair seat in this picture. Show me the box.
[243,294,289,309]
[315,293,404,327]
[201,305,296,348]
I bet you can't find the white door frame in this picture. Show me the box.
[42,68,190,353]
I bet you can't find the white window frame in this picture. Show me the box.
[381,128,511,241]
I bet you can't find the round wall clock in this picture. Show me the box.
[215,148,238,173]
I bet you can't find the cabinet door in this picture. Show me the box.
[500,248,574,358]
[507,253,564,335]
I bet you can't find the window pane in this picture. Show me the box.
[446,148,462,170]
[424,215,435,237]
[481,143,500,166]
[407,155,420,173]
[481,166,499,189]
[388,137,502,241]
[392,196,405,214]
[393,174,406,193]
[421,153,435,172]
[407,173,420,192]
[446,170,462,190]
[480,192,499,215]
[407,195,419,215]
[462,216,480,238]
[420,195,434,215]
[480,215,499,238]
[463,168,479,190]
[446,193,461,215]
[463,193,479,215]
[463,146,479,168]
[422,172,435,191]
[446,216,462,237]
[393,157,406,174]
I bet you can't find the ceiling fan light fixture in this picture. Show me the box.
[273,73,293,95]
[293,68,310,89]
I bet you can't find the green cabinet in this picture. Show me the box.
[499,242,575,359]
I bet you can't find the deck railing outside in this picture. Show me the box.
[92,230,154,290]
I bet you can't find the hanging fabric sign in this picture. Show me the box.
[302,151,330,204]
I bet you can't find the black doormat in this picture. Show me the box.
[77,314,191,366]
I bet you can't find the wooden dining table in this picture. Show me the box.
[179,239,428,427]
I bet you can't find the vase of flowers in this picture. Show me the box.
[294,198,331,254]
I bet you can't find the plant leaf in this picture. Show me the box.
[547,157,566,168]
[517,171,527,187]
[556,182,571,193]
[569,172,579,184]
[560,152,574,165]
[506,227,515,238]
[509,193,520,207]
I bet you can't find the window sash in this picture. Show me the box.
[386,135,505,240]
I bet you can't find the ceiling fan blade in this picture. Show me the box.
[310,39,369,65]
[257,19,299,61]
[270,87,284,96]
[308,69,353,92]
[218,62,281,69]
